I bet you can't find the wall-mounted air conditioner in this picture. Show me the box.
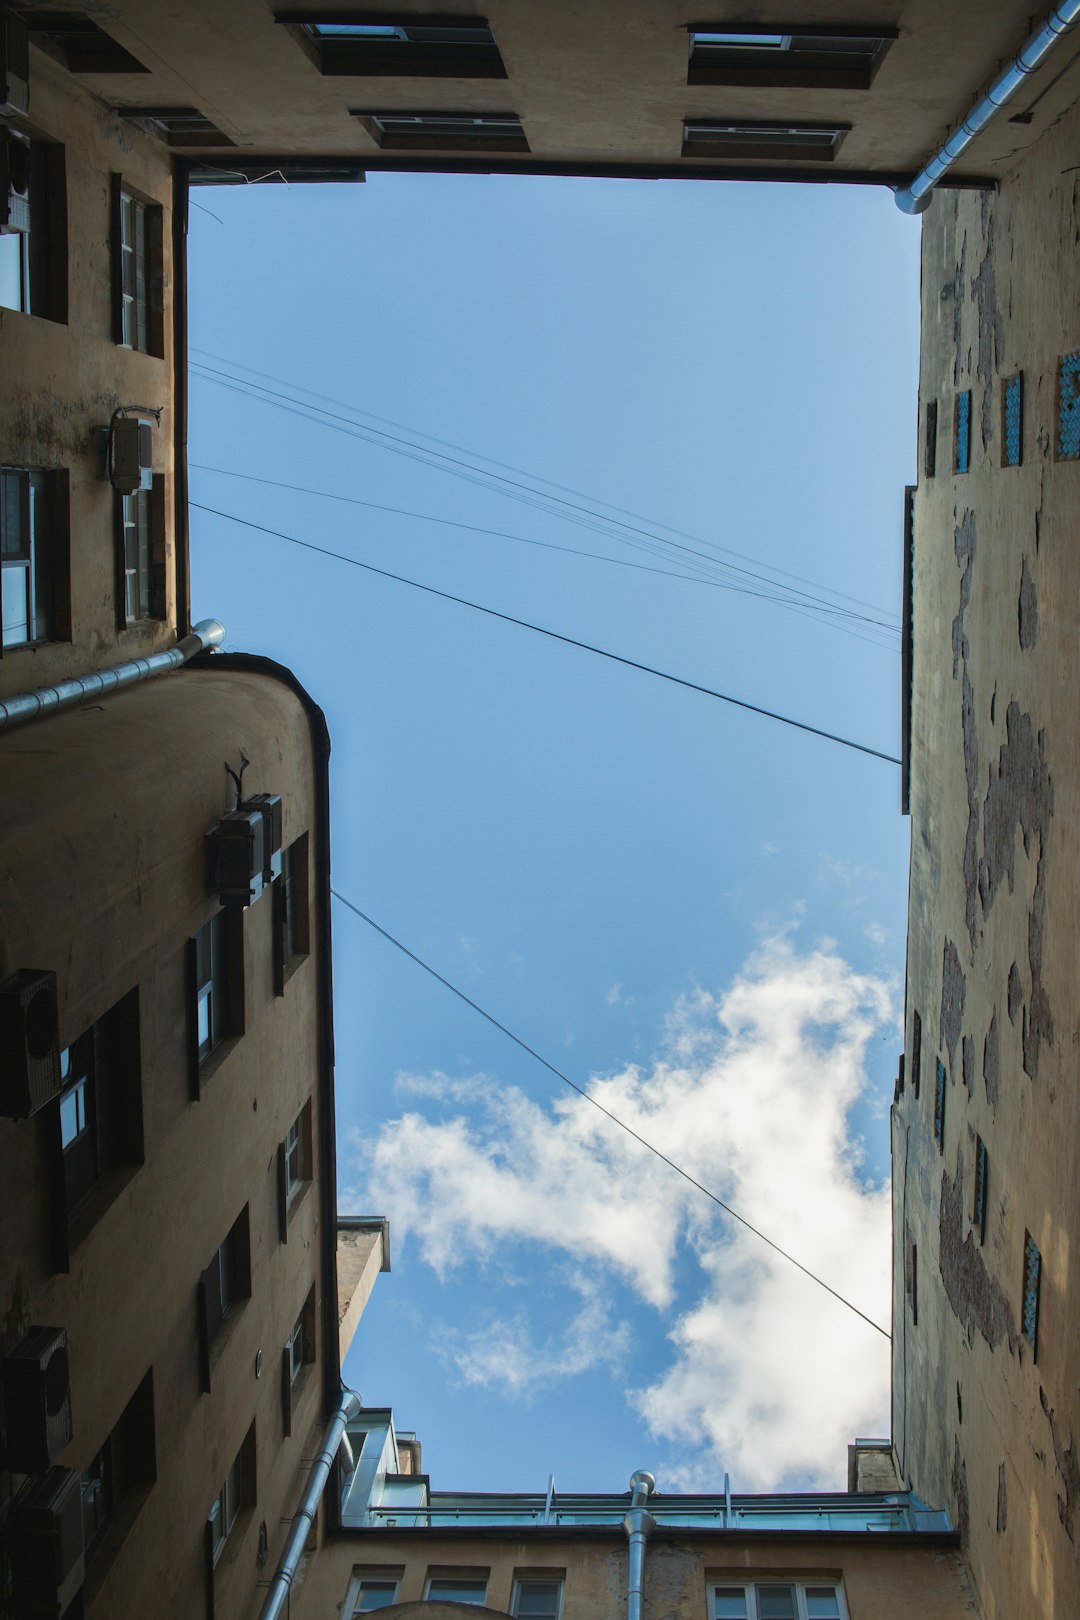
[0,126,30,234]
[1,1326,74,1474]
[109,416,153,495]
[9,1467,85,1619]
[0,10,29,118]
[207,808,266,910]
[0,969,61,1118]
[243,793,283,883]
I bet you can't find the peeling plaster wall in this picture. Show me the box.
[894,87,1080,1620]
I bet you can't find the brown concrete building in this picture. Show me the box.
[894,48,1080,1620]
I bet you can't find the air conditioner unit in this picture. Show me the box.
[109,416,153,495]
[243,793,283,882]
[0,127,31,235]
[207,808,266,909]
[0,969,61,1119]
[9,1467,85,1620]
[0,10,29,117]
[1,1327,74,1475]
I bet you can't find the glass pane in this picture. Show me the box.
[806,1591,841,1619]
[1,468,26,556]
[2,561,30,646]
[28,472,51,640]
[0,231,24,312]
[428,1581,487,1604]
[713,1592,748,1620]
[758,1588,797,1620]
[693,32,786,47]
[60,1082,85,1148]
[356,1584,399,1612]
[197,986,211,1052]
[314,22,406,38]
[515,1584,561,1619]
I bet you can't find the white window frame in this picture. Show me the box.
[285,1117,302,1200]
[343,1569,403,1616]
[118,188,148,350]
[511,1577,565,1620]
[2,465,53,648]
[210,1456,241,1565]
[710,1581,847,1620]
[120,485,151,623]
[424,1573,489,1605]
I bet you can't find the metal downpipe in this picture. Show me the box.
[0,619,226,731]
[624,1470,656,1620]
[258,1389,363,1620]
[894,1,1080,212]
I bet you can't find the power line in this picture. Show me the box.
[189,360,901,643]
[190,343,898,624]
[331,887,891,1341]
[192,500,901,765]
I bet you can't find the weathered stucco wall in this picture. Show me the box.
[0,665,331,1619]
[895,87,1080,1620]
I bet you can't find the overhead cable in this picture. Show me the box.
[331,887,891,1341]
[192,500,901,765]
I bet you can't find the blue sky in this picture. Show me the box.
[188,171,920,1496]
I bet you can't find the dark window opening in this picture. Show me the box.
[1,466,70,650]
[682,120,849,161]
[351,109,528,151]
[1022,1232,1041,1356]
[924,400,937,479]
[198,1206,251,1392]
[911,1009,921,1099]
[281,1285,317,1436]
[273,833,310,994]
[80,1370,155,1583]
[114,106,233,147]
[934,1059,946,1152]
[277,12,506,78]
[206,1421,256,1586]
[0,133,67,321]
[688,26,895,89]
[973,1136,988,1244]
[19,10,148,72]
[189,157,366,187]
[1003,373,1023,467]
[1057,352,1080,459]
[277,1098,314,1241]
[955,390,972,473]
[188,910,244,1095]
[907,1241,918,1325]
[114,474,166,626]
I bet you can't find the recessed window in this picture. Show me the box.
[0,132,67,322]
[112,180,164,355]
[682,121,849,161]
[934,1059,947,1152]
[973,1136,988,1243]
[427,1571,489,1605]
[80,1370,155,1583]
[282,1285,317,1438]
[1021,1232,1041,1356]
[351,109,528,152]
[277,12,506,77]
[273,833,310,995]
[277,1098,313,1240]
[955,390,972,473]
[20,11,148,73]
[189,910,243,1092]
[206,1421,256,1577]
[688,27,894,89]
[924,401,937,479]
[54,988,143,1253]
[1002,373,1023,467]
[115,473,166,627]
[344,1569,404,1616]
[198,1206,251,1392]
[1,466,69,650]
[114,106,233,147]
[1057,353,1080,458]
[907,1241,918,1325]
[711,1582,846,1620]
[911,1009,922,1099]
[512,1579,564,1620]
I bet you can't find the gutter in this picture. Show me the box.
[172,158,192,634]
[623,1472,656,1620]
[895,1,1080,212]
[0,619,224,731]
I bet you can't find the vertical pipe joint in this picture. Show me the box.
[624,1471,656,1620]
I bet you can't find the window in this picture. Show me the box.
[206,1422,256,1580]
[1,466,69,649]
[955,390,972,473]
[512,1579,564,1620]
[0,134,66,322]
[426,1572,489,1604]
[278,13,506,78]
[911,1009,922,1099]
[112,180,164,354]
[924,401,937,479]
[52,988,142,1263]
[343,1570,404,1616]
[682,121,849,161]
[115,106,232,147]
[711,1582,845,1620]
[973,1136,988,1243]
[115,475,166,626]
[1022,1232,1041,1356]
[189,910,243,1093]
[80,1371,155,1582]
[907,1241,918,1325]
[197,1206,251,1391]
[277,1099,313,1239]
[1003,373,1023,467]
[273,833,310,995]
[20,11,148,73]
[1057,352,1080,458]
[688,28,894,89]
[281,1285,317,1437]
[351,110,528,152]
[934,1059,947,1152]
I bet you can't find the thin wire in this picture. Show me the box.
[190,342,897,622]
[192,500,901,765]
[189,362,901,638]
[331,888,891,1341]
[189,460,900,646]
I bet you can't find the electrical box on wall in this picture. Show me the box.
[0,10,29,117]
[0,126,30,234]
[8,1467,85,1619]
[109,417,153,495]
[0,969,61,1118]
[1,1326,74,1474]
[207,808,267,910]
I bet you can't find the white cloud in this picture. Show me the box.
[864,921,888,946]
[357,933,894,1491]
[606,981,623,1005]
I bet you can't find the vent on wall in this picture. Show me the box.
[0,9,29,115]
[1,1325,73,1473]
[9,1466,85,1618]
[0,968,61,1118]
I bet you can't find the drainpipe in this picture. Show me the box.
[0,618,225,732]
[623,1471,656,1620]
[894,1,1080,212]
[258,1389,362,1620]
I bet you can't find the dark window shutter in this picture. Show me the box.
[149,474,167,620]
[187,936,202,1100]
[277,1141,289,1243]
[272,878,285,997]
[146,200,165,357]
[198,1253,223,1393]
[204,1512,217,1618]
[240,1425,257,1507]
[110,174,124,343]
[281,1347,293,1439]
[113,490,128,633]
[42,1100,70,1274]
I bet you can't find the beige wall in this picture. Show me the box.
[295,1529,972,1620]
[895,88,1080,1620]
[0,665,331,1619]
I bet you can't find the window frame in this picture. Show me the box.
[0,135,67,323]
[681,120,850,161]
[277,1098,313,1240]
[954,390,972,473]
[198,1206,251,1392]
[1002,372,1023,467]
[111,177,164,356]
[189,909,244,1096]
[206,1421,256,1589]
[934,1059,947,1152]
[687,25,895,89]
[709,1580,847,1620]
[511,1576,565,1620]
[273,833,310,996]
[343,1568,405,1616]
[351,109,529,152]
[79,1370,156,1593]
[114,105,233,148]
[1,465,69,651]
[425,1571,490,1605]
[276,12,506,78]
[114,473,166,627]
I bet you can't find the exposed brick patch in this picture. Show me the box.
[1008,962,1023,1023]
[962,1033,973,1093]
[1040,1387,1079,1543]
[940,938,966,1066]
[996,1462,1008,1532]
[939,1150,1017,1353]
[952,1437,971,1544]
[983,1011,999,1107]
[1018,556,1038,650]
